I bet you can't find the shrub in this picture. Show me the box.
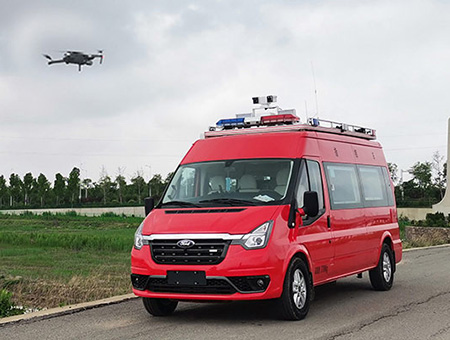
[0,289,24,317]
[425,212,447,228]
[100,212,120,218]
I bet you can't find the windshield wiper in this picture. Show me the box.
[199,198,256,206]
[160,201,201,208]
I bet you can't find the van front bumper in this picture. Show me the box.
[131,244,285,301]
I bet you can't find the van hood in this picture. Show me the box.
[142,205,283,235]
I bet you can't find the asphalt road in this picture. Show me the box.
[1,245,450,340]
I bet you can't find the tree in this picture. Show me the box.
[9,173,22,206]
[54,173,66,206]
[410,161,432,191]
[0,175,7,207]
[432,151,446,199]
[149,174,165,201]
[115,174,127,204]
[67,167,81,205]
[131,171,146,204]
[164,172,174,185]
[35,174,51,207]
[387,163,398,185]
[81,178,92,200]
[98,166,117,205]
[22,172,34,205]
[98,174,114,205]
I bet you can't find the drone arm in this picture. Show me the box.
[88,53,103,64]
[47,59,65,65]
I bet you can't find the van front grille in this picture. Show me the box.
[150,239,231,265]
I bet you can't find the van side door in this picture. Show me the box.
[296,159,334,284]
[323,162,370,277]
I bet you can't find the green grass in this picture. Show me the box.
[399,219,407,241]
[0,213,142,311]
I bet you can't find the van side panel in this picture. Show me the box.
[318,139,374,276]
[365,207,397,266]
[350,144,387,166]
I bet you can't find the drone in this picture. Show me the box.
[43,50,104,71]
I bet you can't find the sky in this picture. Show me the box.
[1,0,449,184]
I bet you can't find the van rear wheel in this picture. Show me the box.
[369,244,394,291]
[277,257,312,320]
[143,298,178,316]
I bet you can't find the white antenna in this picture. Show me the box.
[304,101,309,123]
[311,61,319,118]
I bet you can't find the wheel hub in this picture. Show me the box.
[292,269,307,309]
[382,252,392,282]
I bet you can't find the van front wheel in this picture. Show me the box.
[143,298,178,316]
[369,244,394,291]
[277,257,312,320]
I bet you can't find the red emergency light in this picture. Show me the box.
[260,114,300,126]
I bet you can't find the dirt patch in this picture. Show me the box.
[405,226,450,248]
[1,275,131,309]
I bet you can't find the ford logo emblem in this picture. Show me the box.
[177,239,195,248]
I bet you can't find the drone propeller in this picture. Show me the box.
[42,54,52,60]
[97,50,104,64]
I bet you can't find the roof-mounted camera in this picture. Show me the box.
[252,95,278,105]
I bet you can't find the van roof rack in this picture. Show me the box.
[205,118,376,141]
[205,96,376,140]
[306,118,377,139]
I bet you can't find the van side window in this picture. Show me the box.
[306,160,325,211]
[358,165,388,207]
[324,163,362,209]
[381,167,395,206]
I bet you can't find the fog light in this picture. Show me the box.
[247,275,270,291]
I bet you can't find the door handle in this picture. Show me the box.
[327,216,331,229]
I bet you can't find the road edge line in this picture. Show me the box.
[0,293,138,327]
[403,243,450,252]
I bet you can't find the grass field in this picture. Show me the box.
[0,212,142,311]
[0,212,415,315]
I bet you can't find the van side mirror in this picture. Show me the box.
[303,191,319,217]
[288,198,298,229]
[144,197,155,216]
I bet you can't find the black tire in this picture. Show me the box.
[277,257,312,320]
[369,243,394,291]
[142,298,178,316]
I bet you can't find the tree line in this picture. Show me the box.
[1,151,447,210]
[389,151,447,207]
[0,167,173,209]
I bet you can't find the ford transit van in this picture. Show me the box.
[131,97,402,320]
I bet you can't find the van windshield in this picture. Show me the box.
[161,159,294,207]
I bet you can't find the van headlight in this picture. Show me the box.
[238,221,273,250]
[134,222,144,250]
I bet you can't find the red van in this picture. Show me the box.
[131,97,402,320]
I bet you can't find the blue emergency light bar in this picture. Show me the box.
[216,117,245,129]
